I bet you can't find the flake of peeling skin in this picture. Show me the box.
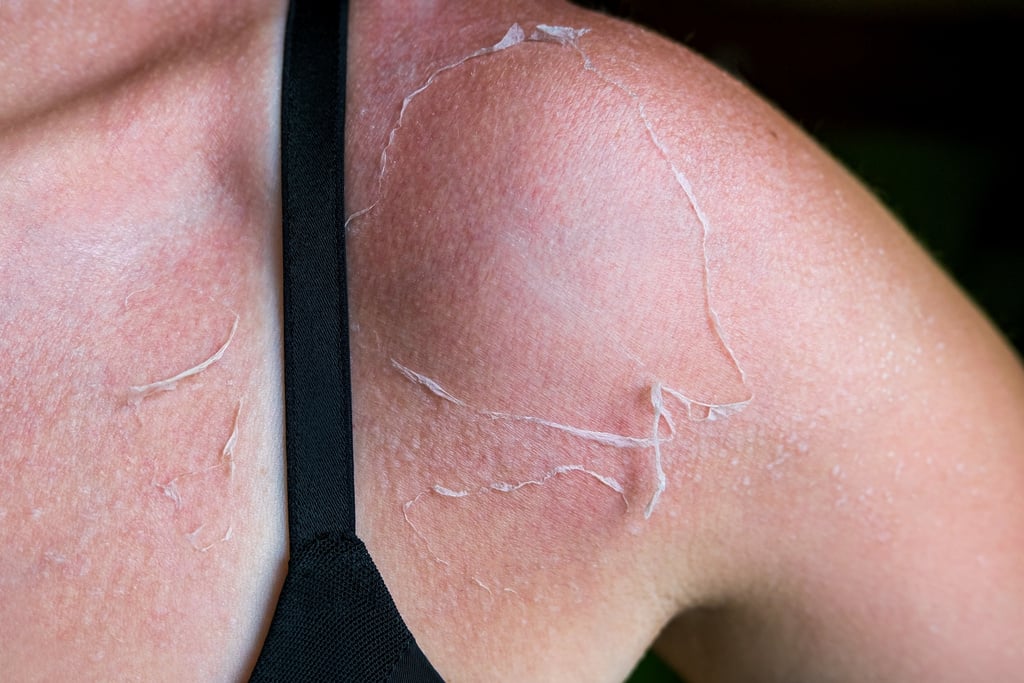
[433,485,470,498]
[404,464,630,567]
[185,523,233,553]
[403,492,452,566]
[391,360,657,449]
[155,481,183,510]
[662,385,750,422]
[221,399,242,476]
[345,23,529,229]
[646,384,668,518]
[486,464,629,510]
[152,400,243,509]
[127,314,239,404]
[392,360,469,408]
[530,24,591,46]
[345,23,608,231]
[185,524,205,548]
[393,360,672,515]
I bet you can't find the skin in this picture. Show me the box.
[2,1,1022,681]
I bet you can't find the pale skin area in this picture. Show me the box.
[1,1,1022,681]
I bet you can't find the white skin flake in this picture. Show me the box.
[403,492,452,566]
[185,523,233,553]
[473,576,494,597]
[487,464,629,510]
[392,360,470,409]
[391,360,658,449]
[345,24,529,230]
[404,463,631,567]
[221,399,242,477]
[367,24,753,522]
[128,314,239,404]
[433,485,471,498]
[153,400,242,509]
[394,359,680,518]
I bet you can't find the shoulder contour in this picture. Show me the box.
[346,8,771,680]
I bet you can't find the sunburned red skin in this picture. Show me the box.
[0,2,288,679]
[349,3,1024,681]
[2,0,1024,681]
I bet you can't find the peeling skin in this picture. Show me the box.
[127,314,239,404]
[472,576,494,597]
[647,384,669,518]
[155,480,183,510]
[405,463,630,566]
[345,23,531,230]
[185,523,234,553]
[221,399,242,477]
[152,400,242,509]
[395,359,677,517]
[662,385,749,423]
[433,485,470,498]
[153,461,226,510]
[403,492,452,566]
[392,360,470,409]
[346,23,608,230]
[487,465,629,511]
[532,23,751,405]
[372,24,754,521]
[122,285,156,308]
[392,360,660,450]
[481,410,654,450]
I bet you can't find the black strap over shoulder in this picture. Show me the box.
[250,1,442,680]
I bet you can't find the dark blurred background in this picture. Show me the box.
[564,1,1023,681]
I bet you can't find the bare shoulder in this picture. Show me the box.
[347,1,1024,681]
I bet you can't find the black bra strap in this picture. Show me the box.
[250,1,442,679]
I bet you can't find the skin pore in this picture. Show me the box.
[2,1,1022,681]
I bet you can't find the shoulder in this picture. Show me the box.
[345,3,781,678]
[349,2,1024,681]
